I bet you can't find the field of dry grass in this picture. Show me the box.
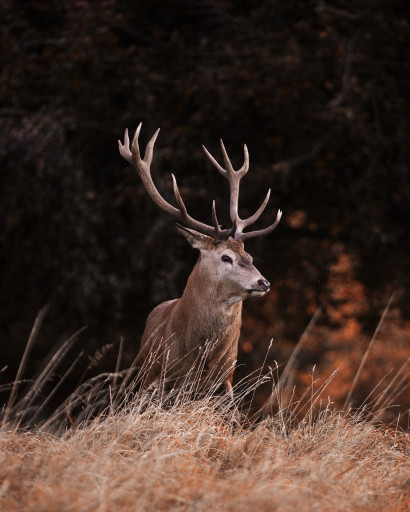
[1,381,409,512]
[1,305,409,512]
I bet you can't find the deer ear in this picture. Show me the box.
[175,224,214,250]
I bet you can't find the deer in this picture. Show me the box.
[118,123,282,410]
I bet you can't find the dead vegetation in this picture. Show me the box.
[1,300,409,512]
[0,395,409,512]
[1,337,409,512]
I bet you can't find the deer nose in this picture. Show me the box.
[257,278,270,291]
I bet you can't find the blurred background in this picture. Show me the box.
[1,0,409,422]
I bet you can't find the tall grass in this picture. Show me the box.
[1,386,409,511]
[0,309,409,512]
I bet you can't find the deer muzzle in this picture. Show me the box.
[257,278,270,291]
[247,278,270,295]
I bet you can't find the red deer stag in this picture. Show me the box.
[119,124,282,404]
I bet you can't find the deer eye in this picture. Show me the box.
[221,255,233,263]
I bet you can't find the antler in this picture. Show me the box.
[118,123,231,239]
[202,140,282,241]
[119,123,282,242]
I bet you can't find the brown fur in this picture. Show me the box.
[119,125,281,402]
[136,228,270,399]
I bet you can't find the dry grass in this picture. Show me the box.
[1,384,409,512]
[1,306,409,512]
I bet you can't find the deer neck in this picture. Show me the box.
[179,259,243,317]
[173,259,242,347]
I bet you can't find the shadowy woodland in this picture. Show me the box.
[1,0,409,422]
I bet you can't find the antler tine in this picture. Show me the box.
[119,124,229,239]
[131,122,142,161]
[172,174,188,217]
[219,140,250,177]
[236,209,283,242]
[142,127,160,167]
[211,200,222,238]
[118,128,132,163]
[219,139,235,176]
[202,144,227,177]
[240,144,249,175]
[238,188,271,231]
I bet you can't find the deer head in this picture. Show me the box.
[175,224,271,306]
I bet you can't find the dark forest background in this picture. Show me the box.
[1,0,409,421]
